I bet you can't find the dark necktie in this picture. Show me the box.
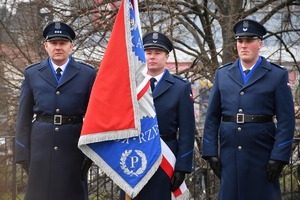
[150,78,156,92]
[56,68,62,80]
[244,69,250,75]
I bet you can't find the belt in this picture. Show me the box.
[222,114,273,124]
[160,132,177,142]
[35,115,83,125]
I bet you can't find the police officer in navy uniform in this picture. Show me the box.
[120,31,195,200]
[202,19,295,200]
[15,21,96,200]
[143,31,195,200]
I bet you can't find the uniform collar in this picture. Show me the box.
[151,71,164,83]
[51,57,70,72]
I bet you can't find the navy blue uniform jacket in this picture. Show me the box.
[122,69,195,200]
[15,57,96,200]
[202,57,295,200]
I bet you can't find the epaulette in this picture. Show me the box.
[173,74,188,82]
[25,62,41,70]
[270,62,285,69]
[78,61,95,69]
[218,62,233,69]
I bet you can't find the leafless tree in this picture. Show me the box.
[0,0,299,199]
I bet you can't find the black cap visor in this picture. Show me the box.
[235,33,262,39]
[144,44,170,53]
[45,34,72,42]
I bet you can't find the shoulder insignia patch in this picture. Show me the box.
[25,62,41,70]
[78,61,95,69]
[270,62,285,69]
[173,74,188,82]
[218,62,233,69]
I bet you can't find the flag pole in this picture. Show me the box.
[125,194,131,200]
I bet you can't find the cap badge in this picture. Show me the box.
[152,32,158,40]
[242,21,249,32]
[55,22,61,29]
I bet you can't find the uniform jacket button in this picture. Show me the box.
[238,127,242,131]
[56,91,60,95]
[54,146,58,151]
[55,127,59,132]
[238,146,242,150]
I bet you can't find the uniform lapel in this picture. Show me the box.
[152,70,174,99]
[38,59,57,87]
[227,61,244,87]
[38,57,80,88]
[243,58,271,88]
[58,58,80,87]
[227,58,271,89]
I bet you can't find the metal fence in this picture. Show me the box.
[1,136,300,200]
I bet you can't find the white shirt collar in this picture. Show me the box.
[152,72,164,83]
[51,58,69,72]
[241,64,255,71]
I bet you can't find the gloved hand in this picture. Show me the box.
[266,160,285,182]
[81,157,93,180]
[207,156,222,179]
[20,160,30,175]
[171,171,186,191]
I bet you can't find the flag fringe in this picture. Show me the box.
[126,155,162,198]
[80,144,162,198]
[78,129,139,145]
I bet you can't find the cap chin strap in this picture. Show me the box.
[45,35,73,42]
[235,35,262,40]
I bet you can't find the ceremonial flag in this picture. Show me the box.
[79,0,190,199]
[78,0,162,197]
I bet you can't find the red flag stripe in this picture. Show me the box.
[137,81,150,100]
[81,1,136,136]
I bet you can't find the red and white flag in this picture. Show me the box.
[78,0,188,198]
[78,0,161,197]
